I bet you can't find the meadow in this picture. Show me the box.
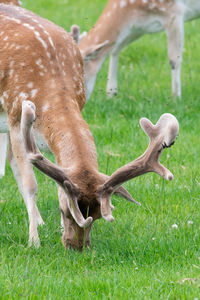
[0,0,200,299]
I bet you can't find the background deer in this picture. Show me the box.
[79,0,200,99]
[0,4,179,250]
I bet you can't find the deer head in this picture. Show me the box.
[21,101,179,250]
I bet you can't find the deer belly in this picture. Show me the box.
[113,17,164,52]
[0,112,9,133]
[33,130,50,153]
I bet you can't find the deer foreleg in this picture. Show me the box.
[107,53,119,98]
[9,126,43,247]
[0,133,8,178]
[165,13,184,98]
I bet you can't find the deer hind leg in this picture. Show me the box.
[0,133,8,178]
[106,53,119,98]
[165,14,184,98]
[9,127,44,247]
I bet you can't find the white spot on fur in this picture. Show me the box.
[14,74,19,81]
[120,0,127,8]
[35,58,42,66]
[35,31,48,49]
[73,76,78,81]
[42,103,49,113]
[0,96,4,106]
[9,61,14,68]
[27,82,34,89]
[3,92,8,99]
[30,89,38,98]
[19,92,28,100]
[9,44,16,50]
[9,69,14,77]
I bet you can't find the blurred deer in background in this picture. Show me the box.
[79,0,200,99]
[0,4,179,250]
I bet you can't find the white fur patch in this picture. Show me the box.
[120,0,127,8]
[27,82,34,89]
[30,89,38,98]
[42,103,49,113]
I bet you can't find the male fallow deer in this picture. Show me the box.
[0,4,179,250]
[79,0,200,99]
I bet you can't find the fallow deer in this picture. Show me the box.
[0,4,179,250]
[79,0,200,99]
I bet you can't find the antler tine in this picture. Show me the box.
[114,185,141,206]
[21,101,93,228]
[98,113,179,208]
[96,173,140,222]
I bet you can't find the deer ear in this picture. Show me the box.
[70,24,80,44]
[81,40,109,60]
[140,118,155,138]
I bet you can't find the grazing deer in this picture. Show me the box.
[79,0,200,99]
[0,4,179,250]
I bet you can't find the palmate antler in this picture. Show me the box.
[97,113,179,222]
[21,101,93,228]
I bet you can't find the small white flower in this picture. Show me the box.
[188,220,193,225]
[172,223,178,229]
[152,237,155,241]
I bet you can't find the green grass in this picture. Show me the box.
[0,0,200,299]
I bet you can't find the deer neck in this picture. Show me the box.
[38,100,98,175]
